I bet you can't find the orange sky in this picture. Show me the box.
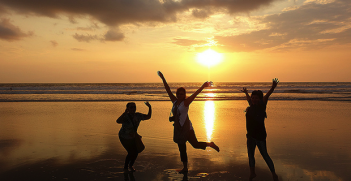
[0,0,350,83]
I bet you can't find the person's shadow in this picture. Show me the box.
[123,172,135,181]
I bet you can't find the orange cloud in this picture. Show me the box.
[215,0,351,52]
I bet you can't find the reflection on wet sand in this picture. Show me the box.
[124,171,136,181]
[204,101,215,142]
[164,169,188,181]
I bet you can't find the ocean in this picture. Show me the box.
[1,82,351,102]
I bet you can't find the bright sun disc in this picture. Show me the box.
[197,49,223,67]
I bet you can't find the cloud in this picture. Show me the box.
[104,29,124,42]
[0,0,276,27]
[0,18,32,41]
[0,5,7,15]
[72,29,125,43]
[192,9,212,19]
[72,33,98,43]
[50,40,58,47]
[71,48,86,51]
[172,38,207,46]
[75,22,100,32]
[0,0,278,43]
[179,0,275,14]
[76,27,94,31]
[68,16,77,24]
[214,0,351,52]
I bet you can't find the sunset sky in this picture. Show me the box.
[0,0,350,83]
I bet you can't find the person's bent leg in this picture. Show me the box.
[188,129,219,151]
[256,140,279,181]
[177,142,188,173]
[247,137,257,180]
[187,129,206,149]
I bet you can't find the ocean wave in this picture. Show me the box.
[0,82,350,102]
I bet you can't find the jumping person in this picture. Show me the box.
[158,71,219,174]
[241,78,279,181]
[117,102,152,173]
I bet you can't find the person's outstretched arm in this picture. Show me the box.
[143,101,152,120]
[184,82,210,107]
[116,108,127,124]
[263,78,279,104]
[158,71,177,102]
[241,87,251,105]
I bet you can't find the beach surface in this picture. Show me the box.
[0,100,350,181]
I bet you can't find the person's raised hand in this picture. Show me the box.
[272,78,279,88]
[144,101,151,107]
[157,71,164,79]
[202,81,211,88]
[241,87,248,93]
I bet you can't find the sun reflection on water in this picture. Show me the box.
[204,101,215,142]
[204,93,216,97]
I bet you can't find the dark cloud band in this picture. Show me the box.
[0,0,275,26]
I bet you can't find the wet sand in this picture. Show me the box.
[0,101,350,181]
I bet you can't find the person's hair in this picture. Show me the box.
[176,87,186,96]
[126,102,136,108]
[251,90,263,100]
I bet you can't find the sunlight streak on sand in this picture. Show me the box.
[204,101,215,142]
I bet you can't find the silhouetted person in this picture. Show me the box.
[117,102,152,173]
[158,71,219,174]
[241,78,279,181]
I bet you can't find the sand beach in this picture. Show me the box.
[0,100,350,180]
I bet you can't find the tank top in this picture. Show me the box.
[172,101,193,130]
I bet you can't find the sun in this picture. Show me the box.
[196,49,223,67]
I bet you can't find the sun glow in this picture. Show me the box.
[204,101,216,142]
[197,49,223,67]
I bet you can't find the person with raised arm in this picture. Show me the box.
[117,101,152,173]
[241,78,280,181]
[158,71,220,174]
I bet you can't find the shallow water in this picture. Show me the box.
[0,101,350,180]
